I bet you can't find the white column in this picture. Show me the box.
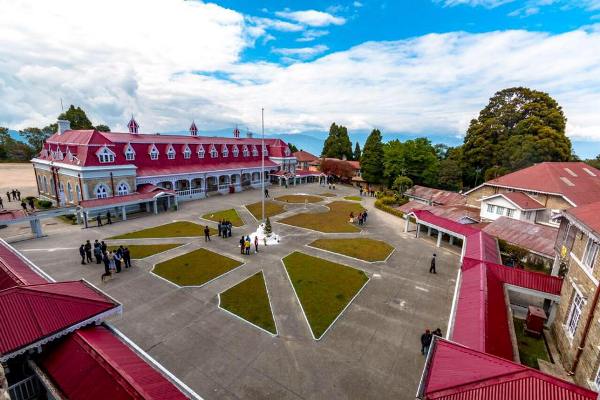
[167,196,171,209]
[416,224,421,238]
[449,236,454,246]
[437,231,442,247]
[153,200,158,214]
[404,217,409,233]
[427,227,432,236]
[121,206,127,221]
[551,255,561,276]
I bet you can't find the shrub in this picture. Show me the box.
[35,199,52,209]
[374,199,404,218]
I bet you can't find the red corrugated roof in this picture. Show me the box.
[39,325,188,400]
[565,200,600,235]
[0,281,119,360]
[423,339,597,400]
[293,150,318,162]
[479,162,600,207]
[0,240,48,290]
[482,217,557,258]
[406,185,467,206]
[411,210,480,237]
[136,159,279,177]
[498,192,544,210]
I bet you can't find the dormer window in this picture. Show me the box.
[166,145,176,160]
[66,148,74,161]
[124,143,136,161]
[197,145,205,159]
[262,145,268,156]
[149,144,159,160]
[54,147,64,160]
[41,148,49,158]
[210,145,218,158]
[222,145,229,157]
[285,147,291,157]
[242,145,249,157]
[232,145,239,157]
[183,145,191,159]
[252,145,258,157]
[97,146,115,163]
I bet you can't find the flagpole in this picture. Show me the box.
[261,107,265,222]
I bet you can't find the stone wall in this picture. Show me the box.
[0,364,9,400]
[551,222,600,388]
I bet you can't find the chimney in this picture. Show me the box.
[57,119,70,135]
[246,129,253,139]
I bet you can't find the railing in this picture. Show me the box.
[175,188,204,197]
[8,375,43,400]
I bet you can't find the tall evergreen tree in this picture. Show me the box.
[360,129,384,184]
[321,122,352,159]
[58,105,94,130]
[353,141,361,161]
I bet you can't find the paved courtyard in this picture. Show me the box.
[4,184,459,400]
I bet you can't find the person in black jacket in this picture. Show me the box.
[429,253,437,274]
[421,329,432,355]
[79,244,86,265]
[84,240,93,263]
[123,247,131,268]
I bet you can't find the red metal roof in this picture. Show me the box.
[422,339,597,400]
[136,159,279,177]
[400,202,480,223]
[293,150,318,162]
[411,210,480,237]
[482,217,557,258]
[0,281,119,360]
[406,185,467,206]
[495,192,545,210]
[478,162,600,207]
[0,239,48,290]
[565,200,600,235]
[39,325,189,400]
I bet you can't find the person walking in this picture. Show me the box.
[363,210,368,223]
[240,236,245,254]
[264,188,269,198]
[106,211,112,224]
[84,240,93,263]
[123,247,131,269]
[79,244,86,265]
[254,235,259,253]
[421,329,433,355]
[16,190,21,201]
[429,253,437,274]
[101,252,111,282]
[96,215,102,227]
[6,192,11,203]
[20,201,27,213]
[204,225,211,241]
[114,251,122,273]
[27,197,35,211]
[94,242,103,264]
[245,236,251,255]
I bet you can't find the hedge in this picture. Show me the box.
[374,199,404,218]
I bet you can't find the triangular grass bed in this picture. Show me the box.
[201,208,244,227]
[278,201,365,233]
[108,221,216,239]
[283,251,369,339]
[219,271,276,335]
[153,248,242,286]
[309,238,394,262]
[274,195,324,203]
[245,200,286,220]
[107,244,182,259]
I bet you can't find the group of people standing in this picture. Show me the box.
[217,220,234,238]
[0,189,35,212]
[349,210,368,225]
[240,235,259,255]
[358,186,376,197]
[78,239,131,282]
[420,328,443,355]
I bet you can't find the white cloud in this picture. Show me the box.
[2,0,600,144]
[353,1,364,7]
[438,0,600,12]
[275,9,346,27]
[272,45,329,61]
[296,29,330,42]
[436,0,515,8]
[246,16,304,33]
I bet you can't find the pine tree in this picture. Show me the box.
[353,142,361,160]
[264,217,272,236]
[321,122,352,159]
[361,129,384,184]
[58,105,94,130]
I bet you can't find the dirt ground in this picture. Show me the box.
[0,163,38,201]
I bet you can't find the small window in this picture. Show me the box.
[210,146,218,158]
[232,146,239,157]
[506,208,515,218]
[149,146,159,160]
[222,146,229,157]
[67,182,73,202]
[183,146,191,159]
[252,146,258,156]
[495,206,504,215]
[98,147,115,163]
[117,182,129,196]
[243,146,249,157]
[262,146,268,156]
[96,184,109,199]
[487,204,494,213]
[198,148,205,158]
[125,146,135,161]
[167,146,175,160]
[583,238,599,269]
[566,291,584,337]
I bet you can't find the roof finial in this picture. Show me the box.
[190,120,198,136]
[233,124,240,139]
[128,115,139,134]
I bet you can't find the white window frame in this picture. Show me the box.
[95,184,109,199]
[486,204,494,213]
[262,145,268,156]
[97,147,115,163]
[242,145,249,157]
[566,291,584,338]
[116,182,129,196]
[124,144,135,161]
[252,145,258,157]
[166,145,176,160]
[583,238,599,269]
[67,182,73,203]
[222,145,229,157]
[495,206,504,215]
[210,145,218,158]
[232,145,239,157]
[149,145,159,160]
[506,208,515,218]
[198,147,205,159]
[183,145,191,159]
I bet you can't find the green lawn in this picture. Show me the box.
[220,271,276,334]
[107,244,181,259]
[275,194,323,203]
[108,221,216,239]
[279,201,365,233]
[344,196,362,201]
[513,318,550,369]
[283,252,368,339]
[202,208,244,227]
[319,192,337,197]
[309,238,394,262]
[245,200,286,220]
[153,248,242,286]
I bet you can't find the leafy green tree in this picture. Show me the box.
[392,176,413,195]
[287,142,299,153]
[19,126,55,153]
[585,155,600,170]
[361,129,384,184]
[383,138,439,186]
[437,146,464,190]
[321,123,352,160]
[0,128,35,161]
[58,105,94,130]
[264,217,272,236]
[353,141,361,160]
[484,165,510,181]
[462,87,570,186]
[95,124,111,132]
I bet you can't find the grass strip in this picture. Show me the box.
[108,221,216,239]
[202,208,244,227]
[309,238,394,262]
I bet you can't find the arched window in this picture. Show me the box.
[117,182,129,196]
[242,145,249,157]
[149,144,159,160]
[232,145,239,157]
[262,145,268,156]
[76,184,81,201]
[222,145,229,157]
[252,146,258,157]
[167,145,176,160]
[125,144,135,161]
[67,182,73,202]
[210,145,218,158]
[42,176,48,193]
[183,145,191,159]
[96,184,109,199]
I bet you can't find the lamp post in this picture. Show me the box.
[261,107,265,222]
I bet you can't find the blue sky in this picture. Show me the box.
[1,0,600,157]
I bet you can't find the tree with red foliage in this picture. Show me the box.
[319,158,355,180]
